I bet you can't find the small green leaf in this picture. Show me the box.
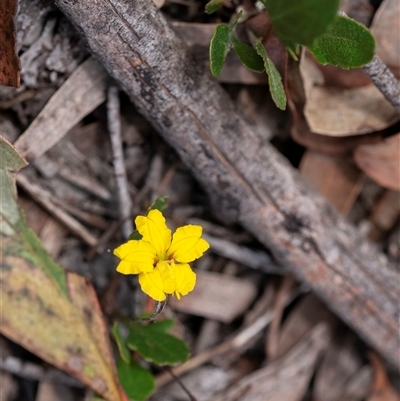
[255,41,287,110]
[127,230,142,241]
[113,323,131,364]
[210,25,231,77]
[205,0,225,14]
[148,196,168,213]
[307,15,375,68]
[117,358,155,401]
[126,320,190,365]
[232,37,265,73]
[261,0,340,48]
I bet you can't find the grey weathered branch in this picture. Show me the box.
[363,55,400,114]
[54,0,400,368]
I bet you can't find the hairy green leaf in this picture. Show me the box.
[262,0,340,48]
[255,41,287,110]
[126,320,189,365]
[205,0,225,14]
[232,37,265,73]
[210,24,231,77]
[308,15,375,68]
[117,359,154,401]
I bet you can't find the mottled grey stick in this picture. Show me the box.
[363,55,400,114]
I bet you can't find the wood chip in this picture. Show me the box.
[14,57,107,161]
[275,294,336,358]
[314,331,365,401]
[211,323,331,401]
[170,270,257,323]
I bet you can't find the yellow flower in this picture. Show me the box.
[113,209,210,301]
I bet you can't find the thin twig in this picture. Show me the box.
[203,234,284,274]
[107,85,133,238]
[363,55,400,115]
[163,366,198,401]
[17,173,98,246]
[155,311,273,388]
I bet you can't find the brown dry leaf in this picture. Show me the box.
[170,270,257,323]
[211,323,331,401]
[371,0,400,78]
[300,150,364,215]
[14,57,107,161]
[368,353,400,401]
[301,57,399,137]
[287,55,385,155]
[369,190,400,241]
[0,0,20,87]
[354,133,400,190]
[0,136,127,401]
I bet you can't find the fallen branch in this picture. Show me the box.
[54,0,400,368]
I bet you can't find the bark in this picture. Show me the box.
[54,0,400,368]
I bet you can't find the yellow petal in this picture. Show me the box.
[172,262,196,299]
[114,240,156,274]
[155,261,175,294]
[135,209,171,259]
[168,225,210,263]
[138,270,166,301]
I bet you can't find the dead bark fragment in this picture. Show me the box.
[53,0,400,369]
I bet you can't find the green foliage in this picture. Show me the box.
[126,320,190,365]
[148,196,169,213]
[307,15,375,68]
[210,25,231,76]
[113,323,131,364]
[205,0,225,14]
[255,41,287,110]
[232,37,265,73]
[261,0,340,49]
[117,359,155,401]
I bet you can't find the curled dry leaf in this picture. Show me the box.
[300,56,399,137]
[354,133,400,190]
[0,0,20,87]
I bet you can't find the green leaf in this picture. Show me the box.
[113,323,131,364]
[255,41,287,110]
[0,136,126,401]
[148,196,168,213]
[307,15,375,68]
[117,359,155,401]
[210,25,231,77]
[127,230,143,241]
[232,37,265,73]
[262,0,340,48]
[126,320,190,365]
[205,0,225,14]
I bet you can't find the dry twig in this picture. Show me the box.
[107,85,133,238]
